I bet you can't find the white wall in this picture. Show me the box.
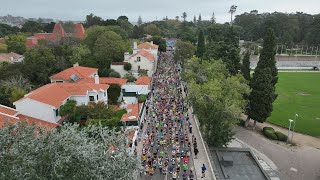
[110,65,128,78]
[123,97,138,104]
[70,95,88,105]
[14,98,60,123]
[125,55,154,77]
[122,84,150,95]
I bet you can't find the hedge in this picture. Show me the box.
[275,131,288,142]
[263,129,278,140]
[263,127,275,133]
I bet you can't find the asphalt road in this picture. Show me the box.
[234,126,320,180]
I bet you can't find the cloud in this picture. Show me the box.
[0,0,319,23]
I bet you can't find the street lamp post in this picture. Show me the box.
[291,114,299,142]
[287,119,293,143]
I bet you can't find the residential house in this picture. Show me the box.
[13,83,109,124]
[0,52,24,63]
[124,49,155,77]
[133,41,159,61]
[26,22,85,48]
[49,64,98,83]
[121,103,143,127]
[121,76,151,104]
[0,104,58,129]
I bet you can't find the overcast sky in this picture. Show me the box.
[1,0,319,23]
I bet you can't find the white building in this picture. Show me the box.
[133,41,159,61]
[0,52,24,63]
[121,76,151,104]
[13,82,109,124]
[124,49,155,77]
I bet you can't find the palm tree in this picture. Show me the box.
[229,5,237,25]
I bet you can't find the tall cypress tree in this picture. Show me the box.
[247,28,278,128]
[241,50,251,81]
[196,29,205,58]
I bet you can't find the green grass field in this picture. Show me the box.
[268,72,320,137]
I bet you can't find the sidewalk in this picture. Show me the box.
[181,83,216,180]
[242,115,320,149]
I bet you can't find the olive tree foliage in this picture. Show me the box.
[174,40,196,67]
[183,58,250,147]
[0,123,138,180]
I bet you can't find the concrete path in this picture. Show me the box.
[235,126,320,180]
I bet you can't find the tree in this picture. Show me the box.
[174,40,196,67]
[124,73,136,82]
[70,45,93,66]
[138,94,147,103]
[306,15,320,46]
[183,58,250,147]
[85,30,127,69]
[6,35,26,54]
[246,29,278,129]
[197,14,202,25]
[131,25,144,39]
[108,84,121,104]
[23,46,57,85]
[59,100,77,122]
[43,22,56,33]
[143,24,161,36]
[0,23,19,37]
[241,50,251,81]
[0,123,138,179]
[196,29,205,58]
[193,16,197,25]
[108,69,121,78]
[137,16,143,26]
[211,12,216,24]
[229,5,238,25]
[182,12,187,22]
[148,35,167,52]
[138,69,148,76]
[85,13,103,27]
[1,75,32,91]
[21,21,43,33]
[124,63,132,71]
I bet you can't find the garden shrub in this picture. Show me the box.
[263,127,274,133]
[275,131,288,142]
[263,129,278,140]
[237,119,245,126]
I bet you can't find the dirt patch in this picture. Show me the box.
[297,92,311,96]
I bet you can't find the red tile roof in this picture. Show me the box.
[138,42,159,50]
[50,66,98,81]
[15,83,109,108]
[0,105,18,116]
[78,77,128,86]
[121,103,143,122]
[131,49,154,61]
[26,23,85,48]
[135,76,151,85]
[0,105,58,129]
[0,52,23,63]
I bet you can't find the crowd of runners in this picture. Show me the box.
[138,52,200,180]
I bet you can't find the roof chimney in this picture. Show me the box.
[94,74,99,84]
[133,42,137,49]
[150,41,153,45]
[124,52,130,61]
[73,62,79,67]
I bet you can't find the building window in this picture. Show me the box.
[138,66,141,71]
[137,57,141,62]
[55,109,59,117]
[104,92,106,97]
[96,95,99,100]
[56,80,63,83]
[89,96,94,102]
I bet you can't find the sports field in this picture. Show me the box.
[268,72,320,137]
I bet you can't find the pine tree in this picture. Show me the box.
[182,12,187,22]
[197,14,202,25]
[241,50,251,81]
[193,16,197,25]
[211,12,216,24]
[246,28,278,129]
[196,29,205,58]
[137,16,143,26]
